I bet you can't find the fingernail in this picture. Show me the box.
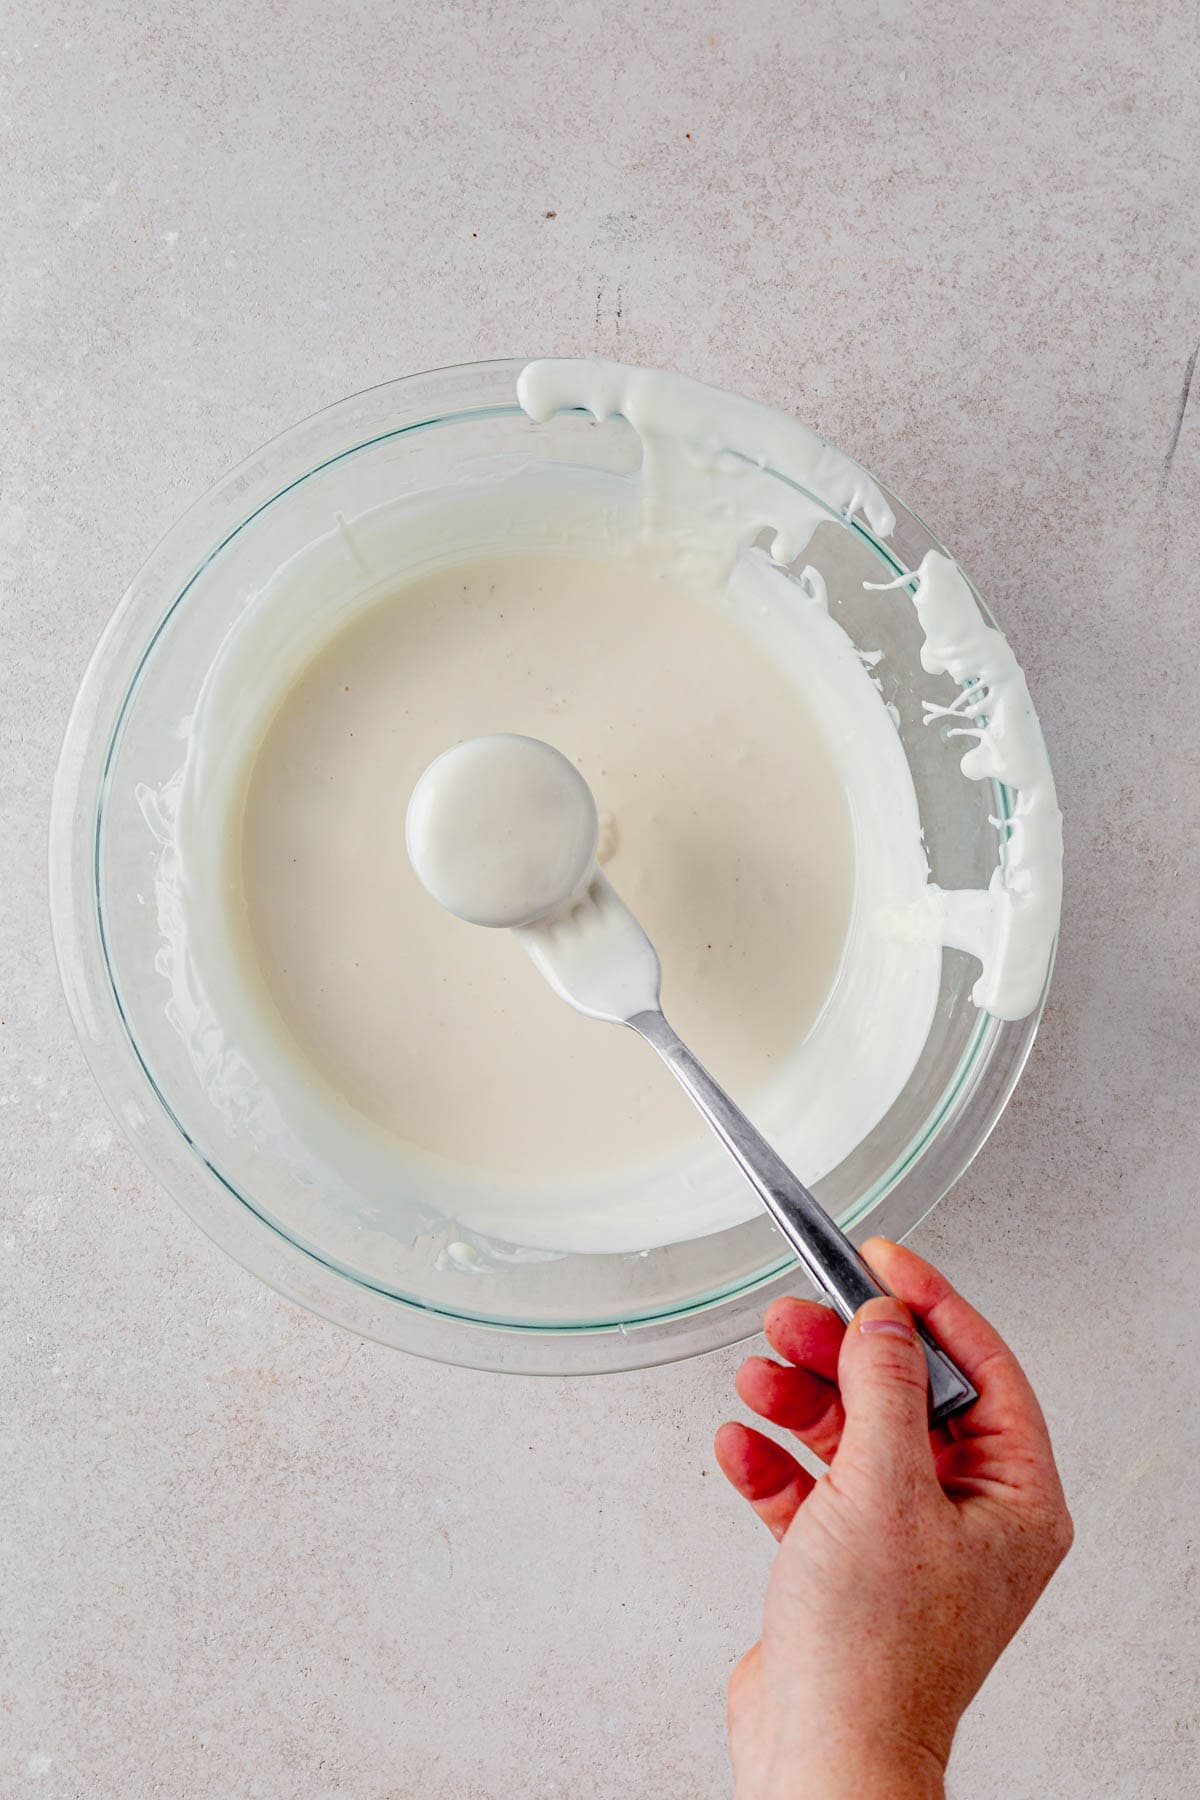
[858,1300,915,1341]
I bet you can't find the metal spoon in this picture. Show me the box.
[409,736,977,1424]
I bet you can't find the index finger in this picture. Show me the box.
[862,1236,1063,1493]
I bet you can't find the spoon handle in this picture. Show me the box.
[628,1009,977,1426]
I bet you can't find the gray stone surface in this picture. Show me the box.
[2,1,1198,1794]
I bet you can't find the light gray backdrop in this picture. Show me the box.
[2,2,1197,1794]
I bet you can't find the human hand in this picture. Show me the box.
[715,1236,1073,1799]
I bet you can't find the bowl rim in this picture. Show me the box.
[49,358,1054,1373]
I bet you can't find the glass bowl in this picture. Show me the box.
[50,359,1052,1373]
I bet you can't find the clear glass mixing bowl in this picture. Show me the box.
[50,359,1052,1372]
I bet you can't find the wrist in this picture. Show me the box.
[769,1730,947,1800]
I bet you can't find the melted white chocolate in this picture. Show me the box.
[237,548,866,1187]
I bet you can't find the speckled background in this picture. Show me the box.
[3,2,1198,1795]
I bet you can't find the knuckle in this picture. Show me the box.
[728,1643,760,1701]
[864,1352,929,1396]
[1049,1501,1075,1562]
[1021,1494,1075,1572]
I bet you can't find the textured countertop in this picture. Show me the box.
[3,2,1198,1794]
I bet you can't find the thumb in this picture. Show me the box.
[834,1296,937,1491]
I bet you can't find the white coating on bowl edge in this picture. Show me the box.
[520,358,1062,1021]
